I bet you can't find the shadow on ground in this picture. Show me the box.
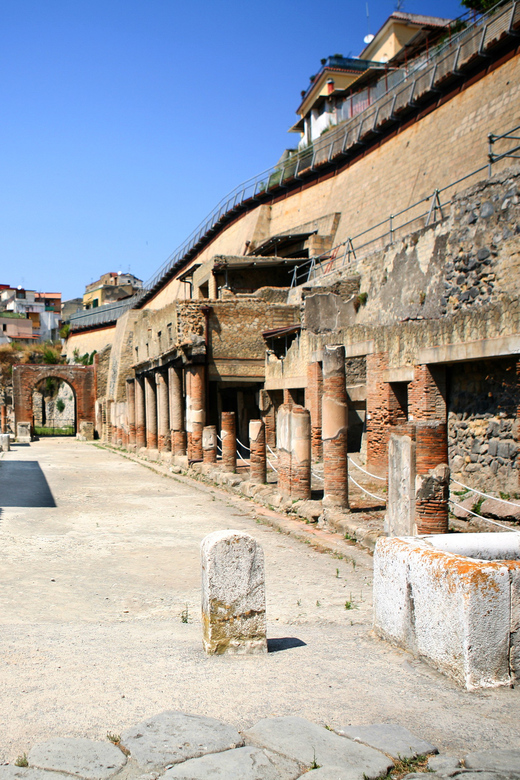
[0,461,56,507]
[268,637,307,653]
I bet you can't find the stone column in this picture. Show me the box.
[126,379,136,447]
[322,345,348,508]
[221,411,236,472]
[290,406,311,500]
[116,402,124,447]
[186,365,205,461]
[209,273,218,300]
[386,432,416,536]
[0,404,6,434]
[306,361,323,461]
[249,419,266,484]
[203,425,217,463]
[201,530,267,655]
[168,366,186,456]
[156,371,169,452]
[259,389,276,449]
[276,404,292,497]
[135,377,146,448]
[415,420,449,534]
[144,374,158,450]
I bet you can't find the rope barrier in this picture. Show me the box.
[451,479,520,510]
[311,471,324,481]
[236,436,250,453]
[347,455,386,481]
[267,458,278,473]
[348,474,386,503]
[449,499,520,534]
[267,444,277,457]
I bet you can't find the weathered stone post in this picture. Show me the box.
[385,432,416,536]
[0,433,10,452]
[126,379,136,447]
[415,421,449,534]
[169,366,186,456]
[306,360,323,460]
[135,377,146,448]
[290,405,311,500]
[322,345,349,508]
[259,389,276,449]
[221,411,236,472]
[144,374,158,450]
[276,404,292,497]
[249,419,266,484]
[186,365,205,461]
[156,371,169,452]
[201,530,267,655]
[202,425,218,463]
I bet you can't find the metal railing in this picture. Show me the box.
[70,0,519,331]
[489,122,520,174]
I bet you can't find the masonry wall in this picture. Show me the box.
[65,325,116,361]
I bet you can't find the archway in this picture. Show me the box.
[32,377,76,436]
[12,364,95,438]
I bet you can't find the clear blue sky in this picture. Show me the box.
[0,0,465,301]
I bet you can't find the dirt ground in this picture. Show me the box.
[0,438,518,762]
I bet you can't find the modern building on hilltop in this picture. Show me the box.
[0,285,62,342]
[83,272,143,310]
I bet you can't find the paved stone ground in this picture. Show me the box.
[0,439,519,768]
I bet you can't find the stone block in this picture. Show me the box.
[336,724,436,760]
[78,421,94,441]
[0,433,10,452]
[121,711,243,769]
[28,738,126,780]
[244,717,393,779]
[16,422,31,442]
[427,755,461,773]
[464,748,520,773]
[163,746,301,779]
[385,434,415,536]
[201,530,267,655]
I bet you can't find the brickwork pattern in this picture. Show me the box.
[306,361,323,460]
[126,379,136,446]
[203,425,218,464]
[409,365,447,422]
[186,365,204,461]
[249,420,267,485]
[415,421,449,534]
[135,378,146,447]
[221,411,237,473]
[322,346,348,507]
[144,375,157,450]
[156,372,169,452]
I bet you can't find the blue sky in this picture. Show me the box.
[0,0,465,301]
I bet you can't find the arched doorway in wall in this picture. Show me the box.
[32,377,76,436]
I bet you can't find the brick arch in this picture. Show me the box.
[12,364,95,434]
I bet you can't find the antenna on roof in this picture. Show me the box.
[364,2,374,45]
[395,0,405,9]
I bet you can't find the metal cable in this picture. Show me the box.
[347,455,386,481]
[449,499,520,534]
[451,479,520,510]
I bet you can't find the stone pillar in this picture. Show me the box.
[0,404,6,434]
[187,365,205,461]
[169,366,186,456]
[306,361,323,461]
[366,353,391,475]
[201,530,267,655]
[209,273,218,299]
[408,364,446,422]
[156,371,169,452]
[203,425,217,463]
[116,402,123,446]
[290,406,311,500]
[249,420,266,484]
[144,374,157,450]
[0,433,10,451]
[276,404,292,497]
[322,345,348,508]
[221,411,236,472]
[126,379,136,447]
[415,420,449,534]
[135,377,146,448]
[386,433,416,536]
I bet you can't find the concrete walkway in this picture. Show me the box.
[0,439,518,765]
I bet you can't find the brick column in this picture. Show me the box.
[408,365,446,422]
[126,379,136,447]
[169,366,186,456]
[415,420,449,534]
[322,345,348,508]
[290,405,311,500]
[116,402,123,446]
[259,389,276,449]
[186,365,205,461]
[276,404,292,497]
[135,377,146,448]
[366,353,395,475]
[144,374,157,450]
[283,388,296,406]
[156,371,169,452]
[203,425,217,463]
[221,411,236,472]
[249,419,266,484]
[306,361,323,461]
[1,404,6,434]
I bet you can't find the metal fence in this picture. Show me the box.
[70,0,519,330]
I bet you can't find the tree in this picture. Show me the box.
[460,0,504,12]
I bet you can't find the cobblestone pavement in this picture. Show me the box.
[0,439,519,767]
[2,712,519,779]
